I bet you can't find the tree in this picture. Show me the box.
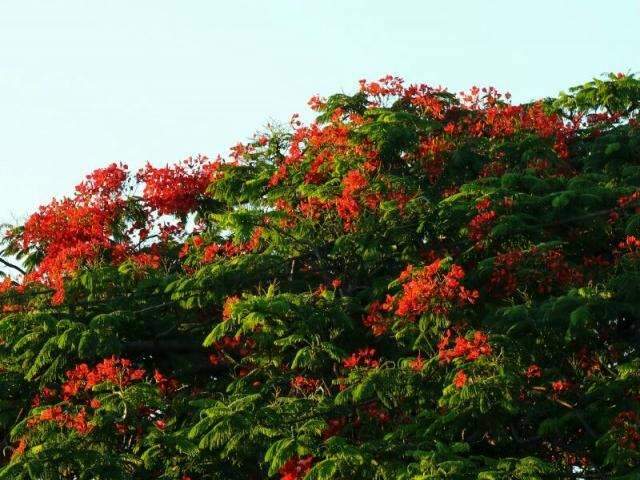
[0,73,639,479]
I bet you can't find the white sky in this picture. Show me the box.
[0,0,638,224]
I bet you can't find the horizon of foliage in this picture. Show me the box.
[1,72,640,479]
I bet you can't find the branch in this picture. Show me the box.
[0,257,25,276]
[573,410,599,439]
[121,339,203,354]
[131,301,175,315]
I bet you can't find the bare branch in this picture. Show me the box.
[0,257,25,276]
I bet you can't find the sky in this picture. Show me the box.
[0,0,638,225]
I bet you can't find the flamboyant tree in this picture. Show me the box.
[0,73,640,479]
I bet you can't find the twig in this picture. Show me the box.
[0,257,25,275]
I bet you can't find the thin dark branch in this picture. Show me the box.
[573,411,599,439]
[131,301,175,315]
[0,257,25,275]
[121,339,203,354]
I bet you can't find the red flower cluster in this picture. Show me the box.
[618,191,640,210]
[335,170,369,230]
[269,120,350,188]
[181,228,264,265]
[453,370,468,389]
[551,379,572,393]
[15,163,132,303]
[74,162,129,204]
[576,347,602,376]
[468,198,497,244]
[12,157,225,303]
[417,136,452,183]
[207,336,255,366]
[28,406,92,435]
[11,439,27,459]
[360,401,391,424]
[525,364,542,379]
[154,369,180,396]
[613,411,640,450]
[31,386,57,407]
[61,357,146,399]
[343,348,379,369]
[322,417,347,439]
[0,276,13,295]
[408,354,425,372]
[341,169,368,196]
[387,260,479,320]
[222,295,240,320]
[489,247,582,297]
[478,101,571,158]
[489,249,525,296]
[290,375,321,394]
[279,455,314,480]
[537,250,583,293]
[359,75,405,98]
[619,235,640,255]
[130,251,162,269]
[438,330,492,363]
[364,261,479,335]
[362,300,389,336]
[298,197,330,221]
[136,156,221,216]
[20,198,120,303]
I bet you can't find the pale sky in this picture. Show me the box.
[0,0,638,224]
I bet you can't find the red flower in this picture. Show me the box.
[208,353,223,366]
[29,406,93,435]
[0,277,14,295]
[388,260,479,321]
[362,300,389,336]
[222,295,240,320]
[154,369,180,395]
[468,209,497,243]
[619,235,640,253]
[361,402,391,424]
[298,197,329,220]
[11,439,27,459]
[279,455,315,480]
[290,376,321,394]
[525,364,542,379]
[618,191,640,209]
[453,370,468,389]
[335,193,361,230]
[61,357,146,400]
[409,354,425,372]
[136,156,221,216]
[342,170,368,196]
[438,330,492,363]
[612,411,640,450]
[343,348,379,369]
[69,409,92,435]
[74,163,128,202]
[131,252,161,269]
[551,379,571,393]
[322,417,346,439]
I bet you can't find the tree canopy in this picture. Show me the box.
[1,73,640,479]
